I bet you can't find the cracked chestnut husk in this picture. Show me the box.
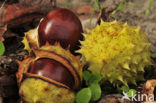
[16,44,83,103]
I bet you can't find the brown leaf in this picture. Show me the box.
[19,0,56,13]
[0,0,56,41]
[4,3,44,26]
[73,5,93,16]
[144,79,156,102]
[0,25,7,42]
[0,2,47,41]
[73,5,100,30]
[0,3,7,41]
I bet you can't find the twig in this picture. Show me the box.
[0,0,6,10]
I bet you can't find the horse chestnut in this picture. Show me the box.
[17,45,83,103]
[38,8,83,52]
[29,58,75,88]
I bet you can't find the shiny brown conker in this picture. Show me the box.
[29,58,75,88]
[38,8,83,52]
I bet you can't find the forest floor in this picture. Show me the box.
[0,0,156,103]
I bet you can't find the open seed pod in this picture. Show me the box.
[17,44,83,103]
[22,8,83,54]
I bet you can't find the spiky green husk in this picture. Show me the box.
[18,44,83,103]
[78,20,152,86]
[22,27,39,53]
[20,78,75,103]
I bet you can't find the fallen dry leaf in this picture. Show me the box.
[0,2,45,41]
[73,5,93,16]
[0,24,7,42]
[73,5,100,31]
[145,79,156,102]
[0,3,7,41]
[5,3,44,27]
[0,0,57,41]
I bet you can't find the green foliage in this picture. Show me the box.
[112,0,154,15]
[87,73,102,86]
[118,85,136,98]
[76,88,92,103]
[151,53,156,58]
[112,0,137,14]
[64,0,71,8]
[145,0,154,16]
[126,89,136,97]
[83,71,102,86]
[90,0,103,26]
[83,71,92,83]
[76,70,102,103]
[0,42,5,56]
[93,0,102,12]
[89,83,101,101]
[117,85,130,93]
